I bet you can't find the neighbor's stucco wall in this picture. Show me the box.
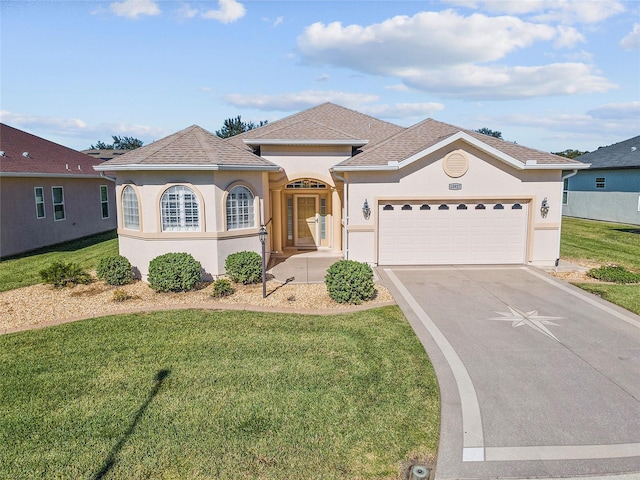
[114,170,270,278]
[345,142,565,267]
[563,191,640,225]
[0,176,116,257]
[563,169,640,225]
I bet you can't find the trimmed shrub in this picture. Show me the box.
[148,253,202,292]
[212,278,234,298]
[112,288,131,302]
[39,261,91,288]
[225,251,262,285]
[587,264,640,284]
[325,260,375,304]
[97,255,133,286]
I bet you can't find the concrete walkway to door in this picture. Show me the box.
[267,250,342,284]
[377,265,640,480]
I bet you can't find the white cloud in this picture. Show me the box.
[222,91,380,111]
[620,23,640,50]
[177,3,199,20]
[298,11,557,74]
[109,0,161,18]
[315,74,330,82]
[384,84,411,92]
[296,11,615,100]
[201,0,246,24]
[445,0,626,24]
[587,101,640,119]
[273,16,284,27]
[403,63,616,100]
[0,111,168,148]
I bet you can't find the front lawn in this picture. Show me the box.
[561,217,640,315]
[0,230,118,292]
[0,307,439,479]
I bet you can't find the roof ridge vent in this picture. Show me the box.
[22,151,30,158]
[632,146,637,152]
[0,151,5,157]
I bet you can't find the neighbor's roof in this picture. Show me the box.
[82,149,129,161]
[0,123,105,177]
[335,117,588,171]
[575,135,640,169]
[94,125,279,171]
[229,102,404,150]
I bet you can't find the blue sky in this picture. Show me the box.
[2,0,639,153]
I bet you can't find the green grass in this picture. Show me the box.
[561,217,640,271]
[0,230,118,292]
[561,217,640,315]
[0,307,439,480]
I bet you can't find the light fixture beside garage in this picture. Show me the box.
[443,151,469,178]
[362,199,371,219]
[540,197,550,218]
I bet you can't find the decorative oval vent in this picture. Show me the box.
[443,151,469,178]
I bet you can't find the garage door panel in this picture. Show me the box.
[378,201,527,265]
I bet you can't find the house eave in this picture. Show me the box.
[243,139,369,147]
[93,164,281,172]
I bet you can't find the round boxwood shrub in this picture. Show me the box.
[39,260,91,288]
[325,260,375,304]
[97,255,133,286]
[148,252,202,292]
[225,251,262,284]
[211,278,234,298]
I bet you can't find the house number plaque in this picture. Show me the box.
[449,183,462,190]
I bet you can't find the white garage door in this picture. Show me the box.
[378,200,528,265]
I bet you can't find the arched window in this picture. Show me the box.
[226,186,254,230]
[122,185,140,230]
[161,185,200,232]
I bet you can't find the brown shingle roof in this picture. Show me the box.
[245,119,365,143]
[337,117,584,168]
[0,123,104,176]
[228,102,404,150]
[96,125,278,169]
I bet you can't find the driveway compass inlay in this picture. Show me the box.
[488,306,564,342]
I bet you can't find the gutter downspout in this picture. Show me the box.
[556,169,578,271]
[100,172,116,182]
[332,170,348,260]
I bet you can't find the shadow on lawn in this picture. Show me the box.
[91,369,170,480]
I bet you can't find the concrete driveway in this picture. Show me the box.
[378,266,640,480]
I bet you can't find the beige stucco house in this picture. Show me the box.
[93,103,588,280]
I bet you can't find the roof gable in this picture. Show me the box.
[227,102,403,151]
[243,119,367,146]
[94,125,278,171]
[0,123,104,176]
[576,135,640,169]
[335,117,587,171]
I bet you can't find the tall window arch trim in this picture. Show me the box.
[226,185,255,230]
[122,185,140,230]
[161,185,200,232]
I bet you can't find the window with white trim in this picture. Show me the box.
[34,187,45,219]
[563,178,569,205]
[100,185,109,219]
[161,185,200,232]
[122,185,140,230]
[226,186,254,230]
[595,177,606,189]
[52,186,65,221]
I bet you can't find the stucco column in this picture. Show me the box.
[271,188,283,253]
[331,187,342,252]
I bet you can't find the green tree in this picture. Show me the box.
[552,149,589,159]
[474,127,503,139]
[90,135,143,150]
[215,116,268,138]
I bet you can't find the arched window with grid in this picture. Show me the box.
[122,185,140,230]
[226,186,254,230]
[161,185,200,232]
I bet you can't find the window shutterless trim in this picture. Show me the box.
[52,186,65,221]
[100,185,109,219]
[34,187,46,219]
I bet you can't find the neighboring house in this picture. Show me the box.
[94,103,588,280]
[83,149,129,161]
[563,136,640,225]
[0,123,117,258]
